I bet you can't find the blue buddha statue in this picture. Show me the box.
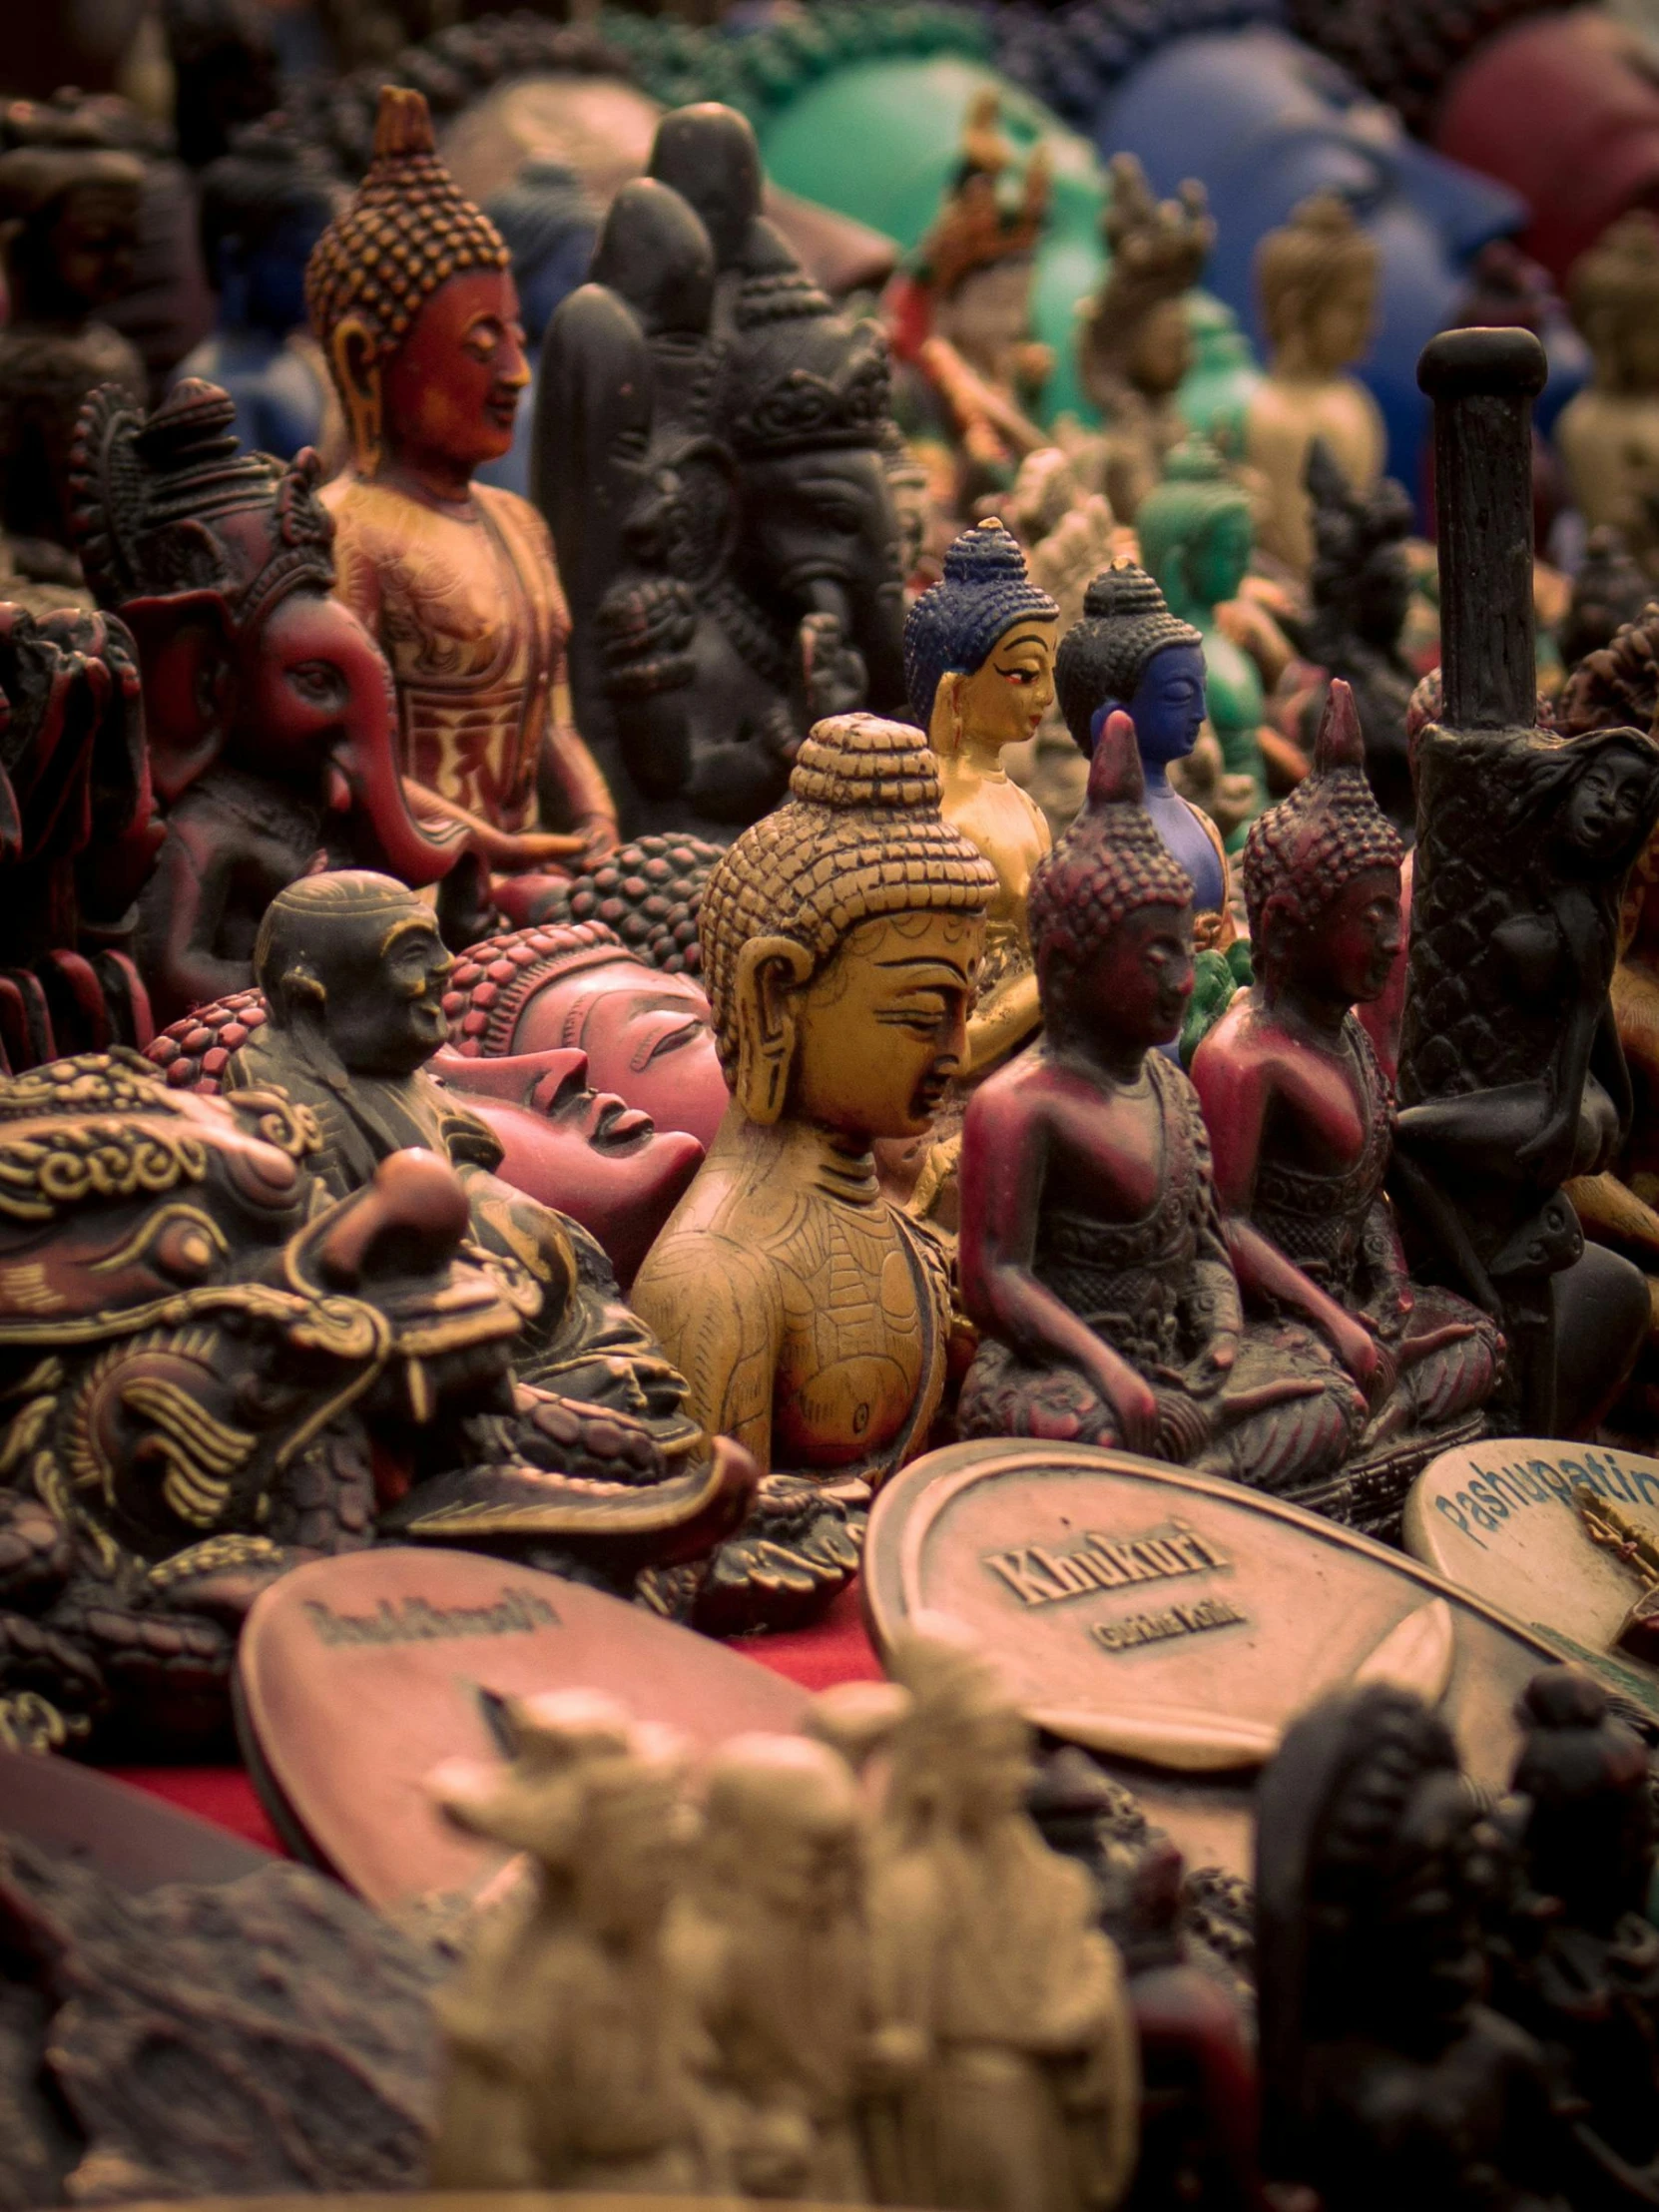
[171,121,344,466]
[476,161,596,500]
[1055,560,1249,1060]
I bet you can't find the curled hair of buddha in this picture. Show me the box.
[1255,194,1378,352]
[698,714,996,1078]
[1054,560,1199,753]
[1242,681,1402,942]
[1555,598,1659,737]
[304,85,508,368]
[1027,707,1192,978]
[903,517,1058,730]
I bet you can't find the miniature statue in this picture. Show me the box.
[537,105,906,837]
[1256,1682,1570,2211]
[1245,195,1385,580]
[864,1627,1140,2212]
[1076,155,1214,525]
[475,160,595,502]
[68,376,472,1026]
[885,92,1053,514]
[1191,684,1501,1535]
[0,604,157,1069]
[305,86,619,915]
[1558,526,1654,674]
[1053,561,1249,1065]
[172,119,347,467]
[0,100,147,593]
[955,709,1367,1497]
[1135,440,1271,839]
[631,715,996,1503]
[667,1732,874,2200]
[432,1691,703,2193]
[1400,329,1659,1436]
[1558,212,1659,574]
[903,518,1059,1077]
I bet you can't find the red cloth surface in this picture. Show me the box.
[114,1584,881,1857]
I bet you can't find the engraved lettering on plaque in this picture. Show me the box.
[303,1587,560,1647]
[983,1518,1230,1608]
[1090,1595,1248,1653]
[1429,1447,1659,1551]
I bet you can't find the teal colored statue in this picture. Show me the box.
[1136,440,1269,848]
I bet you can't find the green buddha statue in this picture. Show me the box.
[1136,440,1269,848]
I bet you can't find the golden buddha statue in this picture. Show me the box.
[1245,195,1385,579]
[630,715,996,1501]
[903,518,1058,1076]
[1558,212,1659,571]
[305,87,618,920]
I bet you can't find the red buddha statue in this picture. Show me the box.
[1191,684,1501,1529]
[305,86,618,924]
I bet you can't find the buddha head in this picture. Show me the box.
[1135,439,1254,622]
[1510,1668,1653,1932]
[199,120,343,341]
[305,86,526,482]
[1055,559,1205,771]
[0,115,143,324]
[1079,154,1213,413]
[1256,194,1380,381]
[1568,211,1659,398]
[1028,706,1195,1057]
[915,92,1051,390]
[1242,681,1403,1009]
[1305,439,1415,659]
[256,870,453,1080]
[698,714,996,1140]
[903,518,1058,761]
[69,379,462,899]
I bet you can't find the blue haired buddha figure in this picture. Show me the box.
[905,518,1060,1077]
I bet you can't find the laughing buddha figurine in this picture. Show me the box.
[305,87,618,922]
[630,715,996,1505]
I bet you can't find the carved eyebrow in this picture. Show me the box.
[873,958,973,983]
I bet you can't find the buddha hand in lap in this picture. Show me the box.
[956,708,1365,1497]
[1191,684,1500,1501]
[630,715,995,1506]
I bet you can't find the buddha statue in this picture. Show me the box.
[1054,561,1250,1064]
[955,709,1366,1498]
[1245,195,1385,580]
[173,119,347,469]
[903,519,1059,1076]
[1558,212,1659,573]
[631,715,996,1503]
[68,376,470,1026]
[1190,684,1500,1533]
[1135,440,1270,840]
[0,101,146,591]
[304,86,619,918]
[1077,154,1214,525]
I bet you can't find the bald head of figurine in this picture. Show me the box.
[700,1734,862,1919]
[256,871,454,1077]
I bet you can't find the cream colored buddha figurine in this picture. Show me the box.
[631,715,995,1503]
[1559,211,1659,566]
[305,87,618,921]
[1245,195,1385,579]
[903,519,1059,1075]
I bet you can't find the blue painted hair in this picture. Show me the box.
[902,518,1058,732]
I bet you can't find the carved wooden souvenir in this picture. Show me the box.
[1256,1682,1573,2211]
[903,518,1058,1077]
[954,711,1367,1504]
[1245,195,1385,579]
[1077,155,1213,525]
[1559,212,1659,573]
[862,1439,1659,1884]
[1191,682,1501,1539]
[1406,1435,1659,1681]
[1398,328,1659,1436]
[237,1547,806,1911]
[1053,560,1248,1065]
[67,376,471,1025]
[537,101,907,838]
[0,99,146,591]
[305,86,618,917]
[631,715,995,1509]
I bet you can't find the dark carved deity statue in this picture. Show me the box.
[1397,330,1659,1437]
[1192,684,1501,1536]
[535,102,907,838]
[68,375,472,1025]
[955,708,1368,1504]
[0,98,147,593]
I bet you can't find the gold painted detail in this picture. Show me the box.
[119,1378,257,1529]
[0,1690,86,1753]
[0,1122,210,1223]
[146,1532,287,1590]
[984,1517,1231,1608]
